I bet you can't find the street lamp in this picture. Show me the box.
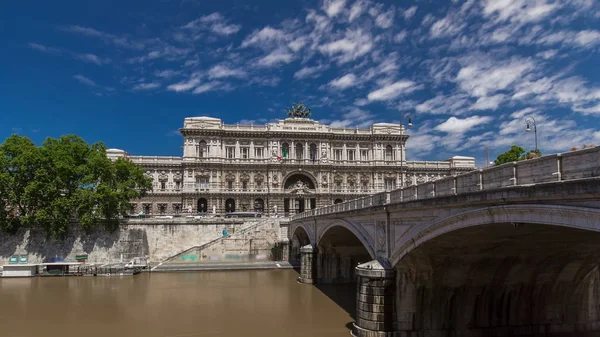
[525,116,538,152]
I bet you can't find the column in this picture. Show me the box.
[353,260,397,337]
[299,245,317,284]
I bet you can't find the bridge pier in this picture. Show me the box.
[299,245,316,284]
[353,260,397,337]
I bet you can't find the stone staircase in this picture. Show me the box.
[152,218,279,271]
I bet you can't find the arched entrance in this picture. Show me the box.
[197,198,208,213]
[225,198,235,213]
[254,198,264,213]
[334,198,343,204]
[283,172,317,215]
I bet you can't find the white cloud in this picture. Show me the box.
[470,94,506,110]
[367,80,421,101]
[375,8,395,29]
[394,30,407,43]
[575,30,600,46]
[435,115,493,134]
[482,0,558,24]
[329,73,357,89]
[404,6,417,20]
[430,17,464,38]
[183,13,241,36]
[208,64,247,79]
[415,94,471,115]
[349,0,368,21]
[73,74,97,87]
[323,0,347,18]
[318,29,373,63]
[456,58,534,97]
[257,48,294,67]
[62,25,144,49]
[75,53,110,65]
[294,64,328,79]
[133,82,161,90]
[155,70,179,78]
[28,42,60,53]
[241,27,286,48]
[536,49,558,60]
[167,78,201,92]
[327,108,375,128]
[192,82,219,94]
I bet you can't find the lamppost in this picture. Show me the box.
[525,116,538,152]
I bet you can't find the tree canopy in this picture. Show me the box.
[0,134,152,239]
[494,145,542,165]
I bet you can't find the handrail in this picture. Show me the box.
[291,147,600,220]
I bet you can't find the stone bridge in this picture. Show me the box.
[289,147,600,337]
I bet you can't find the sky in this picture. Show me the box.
[1,0,599,166]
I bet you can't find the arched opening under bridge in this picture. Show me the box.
[392,222,600,336]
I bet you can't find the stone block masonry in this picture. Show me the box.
[0,219,283,265]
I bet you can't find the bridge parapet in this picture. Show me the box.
[293,146,600,220]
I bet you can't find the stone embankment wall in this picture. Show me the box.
[0,219,282,265]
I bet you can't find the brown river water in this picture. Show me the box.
[0,270,356,337]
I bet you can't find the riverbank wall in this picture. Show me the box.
[0,218,288,266]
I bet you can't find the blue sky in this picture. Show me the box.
[1,0,599,165]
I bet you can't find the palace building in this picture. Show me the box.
[107,109,475,217]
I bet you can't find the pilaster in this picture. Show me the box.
[299,244,317,284]
[353,260,397,337]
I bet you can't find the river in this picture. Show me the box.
[0,270,356,337]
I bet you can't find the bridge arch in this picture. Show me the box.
[390,204,600,266]
[317,219,377,259]
[316,219,375,284]
[389,204,600,335]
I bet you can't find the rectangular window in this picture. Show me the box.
[160,182,166,190]
[361,181,369,192]
[256,181,262,191]
[241,147,249,159]
[174,205,181,214]
[242,181,248,191]
[348,182,356,191]
[227,181,233,190]
[196,177,209,189]
[335,182,342,192]
[347,150,355,161]
[385,178,396,191]
[226,147,235,159]
[175,181,181,190]
[254,147,263,158]
[334,149,343,161]
[360,149,369,161]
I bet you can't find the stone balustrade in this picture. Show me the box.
[292,146,600,220]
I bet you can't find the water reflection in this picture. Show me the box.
[0,270,355,337]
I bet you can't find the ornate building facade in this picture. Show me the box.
[107,115,475,216]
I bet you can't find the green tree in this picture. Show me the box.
[494,146,542,165]
[0,134,152,239]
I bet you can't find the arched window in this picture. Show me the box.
[309,143,317,162]
[225,199,236,213]
[254,198,264,213]
[281,143,289,159]
[295,143,304,160]
[385,145,394,161]
[197,140,208,158]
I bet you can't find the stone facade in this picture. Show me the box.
[107,115,475,216]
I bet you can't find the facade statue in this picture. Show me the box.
[286,103,312,118]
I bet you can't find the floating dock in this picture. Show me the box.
[2,262,143,278]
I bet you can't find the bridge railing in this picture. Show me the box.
[292,146,600,220]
